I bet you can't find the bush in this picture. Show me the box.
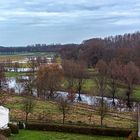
[18,121,24,129]
[26,123,132,137]
[127,131,137,140]
[8,123,19,134]
[0,128,11,137]
[68,121,73,124]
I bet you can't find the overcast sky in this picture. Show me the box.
[0,0,140,46]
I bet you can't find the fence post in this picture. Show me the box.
[138,103,140,137]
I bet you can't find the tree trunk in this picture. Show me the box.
[127,92,131,108]
[101,116,103,128]
[25,113,28,125]
[78,83,82,101]
[111,81,116,106]
[63,114,65,124]
[101,91,104,127]
[50,89,53,99]
[112,93,115,106]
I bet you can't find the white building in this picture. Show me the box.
[0,106,9,128]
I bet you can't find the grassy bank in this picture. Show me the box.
[4,95,135,129]
[10,130,125,140]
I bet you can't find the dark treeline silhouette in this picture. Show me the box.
[0,44,79,54]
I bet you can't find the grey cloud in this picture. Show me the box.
[0,0,140,46]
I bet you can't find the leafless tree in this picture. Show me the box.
[96,99,108,127]
[62,60,77,89]
[107,59,121,106]
[95,60,108,127]
[123,61,140,108]
[22,96,35,124]
[0,64,7,91]
[36,64,63,99]
[62,60,87,101]
[74,60,88,101]
[57,96,70,124]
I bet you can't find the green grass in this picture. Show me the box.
[10,130,125,140]
[5,96,59,113]
[5,72,28,77]
[134,86,140,100]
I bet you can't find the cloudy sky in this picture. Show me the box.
[0,0,140,46]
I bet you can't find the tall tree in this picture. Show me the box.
[123,62,140,108]
[22,96,35,124]
[0,64,7,91]
[62,60,77,89]
[62,60,87,101]
[36,64,63,99]
[95,60,108,127]
[22,74,35,96]
[107,59,121,106]
[74,60,87,101]
[57,96,70,124]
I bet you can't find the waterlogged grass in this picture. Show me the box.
[10,130,125,140]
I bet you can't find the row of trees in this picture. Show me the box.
[34,60,139,107]
[60,32,140,68]
[20,59,139,125]
[0,56,139,125]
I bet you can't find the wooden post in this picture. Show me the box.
[138,103,140,137]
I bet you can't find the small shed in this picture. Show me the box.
[0,106,9,128]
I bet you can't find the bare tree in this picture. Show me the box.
[36,64,63,99]
[62,60,77,89]
[22,74,35,96]
[123,61,140,108]
[62,60,87,101]
[107,59,121,106]
[57,96,70,124]
[96,99,108,127]
[74,61,87,101]
[22,96,35,124]
[95,60,108,127]
[0,64,7,91]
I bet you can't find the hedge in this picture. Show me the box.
[127,131,137,140]
[0,128,11,137]
[8,123,19,134]
[26,123,132,137]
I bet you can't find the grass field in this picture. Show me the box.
[5,72,28,77]
[4,95,135,129]
[9,130,125,140]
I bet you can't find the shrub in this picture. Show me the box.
[0,128,11,137]
[18,121,24,129]
[68,121,73,124]
[8,123,19,134]
[26,123,132,137]
[127,131,137,140]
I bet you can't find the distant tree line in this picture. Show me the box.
[0,32,140,67]
[0,44,79,54]
[60,31,140,68]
